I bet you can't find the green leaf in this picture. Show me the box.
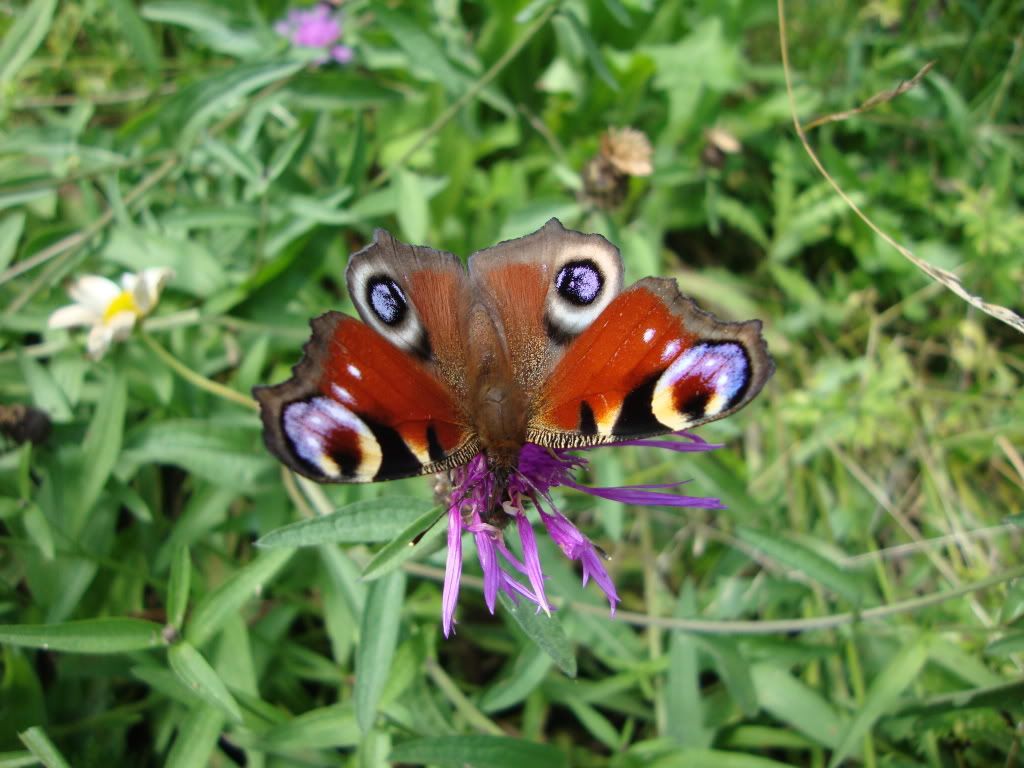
[355,569,406,732]
[560,9,619,91]
[828,634,931,768]
[256,497,438,548]
[260,703,361,750]
[667,583,707,746]
[142,1,266,58]
[499,593,576,678]
[693,635,759,718]
[120,420,274,487]
[389,735,567,768]
[751,664,844,749]
[893,679,1024,718]
[647,749,797,768]
[17,726,70,768]
[17,350,72,422]
[479,645,552,713]
[374,8,468,95]
[186,548,294,647]
[600,0,632,26]
[77,367,127,522]
[110,0,159,74]
[0,618,165,653]
[361,505,445,581]
[736,526,867,606]
[103,228,227,297]
[165,705,224,768]
[396,170,429,243]
[167,642,243,723]
[167,546,191,631]
[0,212,26,271]
[985,631,1024,656]
[177,61,302,147]
[287,71,404,111]
[0,0,57,85]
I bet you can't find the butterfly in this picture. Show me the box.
[254,219,773,502]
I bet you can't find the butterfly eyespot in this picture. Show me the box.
[366,276,408,326]
[555,259,603,306]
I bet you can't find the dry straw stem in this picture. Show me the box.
[803,60,935,131]
[777,0,1024,336]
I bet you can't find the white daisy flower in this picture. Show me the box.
[48,267,174,359]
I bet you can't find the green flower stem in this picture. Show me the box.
[140,332,258,412]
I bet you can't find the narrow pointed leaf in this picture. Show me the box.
[0,618,164,653]
[168,642,243,723]
[389,735,567,768]
[355,570,406,732]
[256,497,437,548]
[186,548,294,646]
[499,593,576,678]
[361,505,444,581]
[828,634,931,768]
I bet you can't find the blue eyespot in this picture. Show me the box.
[367,276,407,326]
[555,259,603,306]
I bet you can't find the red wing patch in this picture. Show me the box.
[529,281,772,445]
[255,313,476,482]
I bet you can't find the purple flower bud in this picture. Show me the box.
[275,4,353,67]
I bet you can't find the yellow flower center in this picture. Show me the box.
[102,290,141,323]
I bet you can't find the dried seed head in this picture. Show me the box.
[600,127,654,177]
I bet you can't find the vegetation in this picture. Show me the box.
[0,0,1022,765]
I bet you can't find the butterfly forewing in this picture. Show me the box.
[527,277,773,448]
[254,313,477,483]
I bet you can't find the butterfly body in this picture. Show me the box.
[255,219,773,489]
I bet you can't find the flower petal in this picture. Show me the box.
[515,511,551,616]
[48,303,98,329]
[69,275,120,314]
[331,45,353,63]
[474,527,500,614]
[441,505,464,637]
[580,547,620,613]
[133,267,174,314]
[87,325,114,359]
[567,479,725,509]
[107,310,138,341]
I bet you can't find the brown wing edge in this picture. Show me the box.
[252,311,344,481]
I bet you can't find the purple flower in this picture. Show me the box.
[275,3,353,65]
[440,433,723,637]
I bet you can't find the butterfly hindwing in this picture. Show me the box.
[254,312,477,483]
[528,277,773,447]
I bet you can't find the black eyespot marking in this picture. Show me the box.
[367,275,407,326]
[555,259,603,306]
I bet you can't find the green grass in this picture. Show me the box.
[1,0,1023,765]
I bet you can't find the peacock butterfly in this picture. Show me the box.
[254,219,773,509]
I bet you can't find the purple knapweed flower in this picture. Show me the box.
[441,433,723,637]
[275,3,353,65]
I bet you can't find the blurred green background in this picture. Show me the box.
[1,0,1022,765]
